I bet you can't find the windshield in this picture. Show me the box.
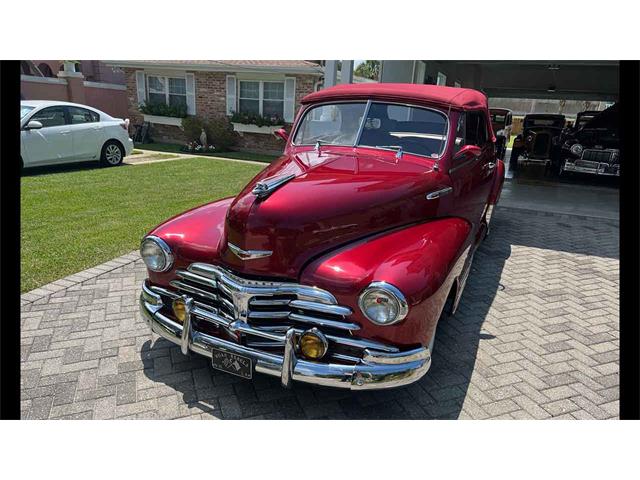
[21,105,35,119]
[293,101,449,158]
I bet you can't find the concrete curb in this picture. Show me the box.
[21,250,140,306]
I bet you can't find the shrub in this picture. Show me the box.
[139,102,188,118]
[230,111,285,127]
[181,116,238,152]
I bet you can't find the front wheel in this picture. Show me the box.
[100,140,124,167]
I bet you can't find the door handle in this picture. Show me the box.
[60,130,71,135]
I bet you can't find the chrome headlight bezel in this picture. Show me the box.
[140,235,174,272]
[570,143,584,156]
[358,281,409,326]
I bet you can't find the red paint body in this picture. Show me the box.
[146,84,504,348]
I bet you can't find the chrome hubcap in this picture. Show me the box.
[105,144,122,164]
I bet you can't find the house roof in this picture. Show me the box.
[301,83,489,111]
[105,60,323,75]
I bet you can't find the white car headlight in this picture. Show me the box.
[570,143,584,156]
[140,235,174,272]
[358,282,409,326]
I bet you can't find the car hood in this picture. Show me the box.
[218,148,449,280]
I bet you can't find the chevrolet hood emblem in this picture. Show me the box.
[227,242,272,260]
[252,173,296,199]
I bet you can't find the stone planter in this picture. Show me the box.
[143,114,184,127]
[232,123,283,135]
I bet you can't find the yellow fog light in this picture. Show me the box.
[299,328,328,360]
[172,298,188,324]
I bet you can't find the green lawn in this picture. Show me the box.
[21,158,264,292]
[135,142,280,164]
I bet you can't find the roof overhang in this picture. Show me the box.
[104,60,323,76]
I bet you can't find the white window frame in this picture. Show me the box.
[237,79,285,117]
[146,75,187,106]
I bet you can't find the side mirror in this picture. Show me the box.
[273,128,289,142]
[25,120,43,130]
[453,144,481,162]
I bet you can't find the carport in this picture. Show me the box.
[325,60,619,102]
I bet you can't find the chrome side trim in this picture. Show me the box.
[227,243,273,260]
[426,186,453,200]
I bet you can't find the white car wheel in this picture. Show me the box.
[101,141,123,166]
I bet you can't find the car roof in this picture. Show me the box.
[21,100,107,114]
[301,83,489,112]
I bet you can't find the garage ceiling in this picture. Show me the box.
[426,61,619,101]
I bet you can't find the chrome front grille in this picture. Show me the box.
[149,263,398,363]
[582,149,616,164]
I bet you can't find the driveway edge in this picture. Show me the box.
[21,250,140,306]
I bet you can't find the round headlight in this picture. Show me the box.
[140,235,173,272]
[570,143,584,156]
[358,282,409,326]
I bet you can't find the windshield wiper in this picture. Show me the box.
[375,145,404,159]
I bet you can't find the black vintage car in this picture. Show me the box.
[555,103,619,177]
[510,114,565,171]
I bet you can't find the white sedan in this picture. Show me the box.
[20,100,134,168]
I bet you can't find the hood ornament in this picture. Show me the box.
[227,242,272,260]
[252,173,296,199]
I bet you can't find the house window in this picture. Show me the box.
[146,75,187,107]
[437,72,447,86]
[238,80,285,118]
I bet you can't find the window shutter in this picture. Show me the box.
[283,77,296,123]
[186,73,196,115]
[226,75,237,116]
[135,71,146,105]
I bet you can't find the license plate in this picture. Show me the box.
[211,348,252,379]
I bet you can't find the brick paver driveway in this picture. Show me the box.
[20,206,619,419]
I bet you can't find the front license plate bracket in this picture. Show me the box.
[211,348,253,379]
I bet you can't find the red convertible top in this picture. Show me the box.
[302,83,489,112]
[302,83,494,141]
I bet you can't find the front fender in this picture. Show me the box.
[145,197,234,286]
[300,217,472,348]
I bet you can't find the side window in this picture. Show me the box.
[68,106,99,124]
[30,106,67,128]
[465,112,488,147]
[454,113,466,154]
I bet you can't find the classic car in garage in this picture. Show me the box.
[489,108,512,160]
[556,103,619,177]
[139,83,505,390]
[510,113,565,172]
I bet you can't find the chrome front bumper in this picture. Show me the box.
[563,160,619,176]
[140,283,431,390]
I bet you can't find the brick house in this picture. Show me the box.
[106,60,322,154]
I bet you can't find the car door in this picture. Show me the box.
[66,106,103,160]
[448,111,494,233]
[21,106,74,166]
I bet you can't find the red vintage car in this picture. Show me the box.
[139,83,505,390]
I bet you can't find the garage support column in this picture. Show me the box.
[58,68,86,105]
[340,60,354,84]
[324,60,338,88]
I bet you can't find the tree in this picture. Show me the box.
[355,60,381,81]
